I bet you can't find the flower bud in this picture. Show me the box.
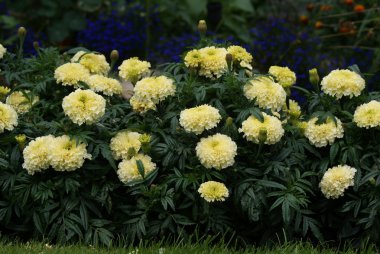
[110,50,119,62]
[258,128,267,143]
[139,134,151,144]
[226,53,233,69]
[226,117,233,126]
[198,20,207,35]
[15,134,26,150]
[309,68,319,86]
[33,41,39,51]
[18,27,27,38]
[0,86,10,100]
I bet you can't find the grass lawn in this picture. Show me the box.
[0,241,377,254]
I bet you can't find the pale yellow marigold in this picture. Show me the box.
[6,90,39,114]
[319,165,356,199]
[179,104,221,135]
[239,112,284,145]
[117,154,156,184]
[133,76,176,104]
[353,100,380,128]
[110,131,142,160]
[196,133,237,170]
[198,46,228,79]
[269,66,296,88]
[22,135,55,175]
[305,117,344,147]
[198,181,229,202]
[129,95,156,113]
[71,51,110,75]
[62,89,106,125]
[321,69,365,99]
[227,45,253,69]
[243,77,286,111]
[118,57,151,83]
[0,102,18,133]
[88,75,122,96]
[284,99,301,119]
[0,86,10,100]
[54,63,90,87]
[49,135,92,172]
[0,44,6,59]
[184,49,202,68]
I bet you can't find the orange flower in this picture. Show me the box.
[315,21,324,29]
[299,15,309,25]
[306,3,315,12]
[354,4,365,12]
[343,0,354,5]
[320,5,333,11]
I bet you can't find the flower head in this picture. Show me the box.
[129,95,156,113]
[198,181,229,202]
[239,112,284,145]
[227,45,253,69]
[196,133,237,170]
[321,69,365,99]
[0,86,10,100]
[0,44,6,59]
[320,165,356,199]
[88,75,122,96]
[284,99,301,119]
[353,100,380,128]
[49,135,92,172]
[110,131,142,160]
[184,49,202,68]
[6,90,39,114]
[54,63,90,87]
[243,77,286,111]
[269,66,296,88]
[133,76,176,104]
[305,117,344,147]
[62,89,106,125]
[22,135,55,175]
[0,102,18,133]
[117,154,156,184]
[179,104,221,134]
[118,57,151,83]
[71,51,110,75]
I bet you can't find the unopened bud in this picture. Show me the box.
[15,134,26,149]
[139,134,151,144]
[110,50,119,62]
[18,27,27,38]
[309,68,319,86]
[33,41,39,51]
[258,128,267,143]
[198,20,207,35]
[226,117,233,126]
[226,53,233,67]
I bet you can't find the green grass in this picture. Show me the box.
[0,241,377,254]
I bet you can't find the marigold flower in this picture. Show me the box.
[198,181,229,202]
[353,100,380,128]
[0,44,7,59]
[117,154,156,184]
[22,135,55,175]
[179,104,221,135]
[321,69,365,99]
[320,165,356,199]
[0,86,10,100]
[269,66,296,88]
[0,102,18,133]
[54,63,90,87]
[305,117,344,147]
[227,45,253,69]
[6,90,39,114]
[129,95,156,113]
[88,75,122,96]
[239,112,284,145]
[196,133,237,170]
[62,89,106,125]
[110,131,142,160]
[118,57,151,83]
[133,76,176,104]
[71,51,110,75]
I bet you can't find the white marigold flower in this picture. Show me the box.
[6,90,39,114]
[117,154,156,184]
[353,100,380,128]
[133,76,176,104]
[268,66,296,88]
[71,51,110,75]
[321,69,365,99]
[110,131,142,160]
[198,181,229,202]
[22,135,55,175]
[179,104,221,135]
[0,44,7,59]
[305,117,344,147]
[88,75,122,96]
[320,165,356,199]
[118,57,151,83]
[54,63,90,87]
[0,102,18,133]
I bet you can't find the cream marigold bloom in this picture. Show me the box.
[321,69,365,99]
[54,63,90,87]
[353,100,380,128]
[0,44,6,59]
[118,57,151,83]
[62,89,106,125]
[198,46,228,79]
[0,102,18,133]
[22,135,55,175]
[134,76,176,103]
[196,133,237,170]
[198,181,229,202]
[227,45,253,69]
[129,95,156,113]
[179,104,221,135]
[269,66,296,88]
[71,51,110,75]
[88,75,122,96]
[239,112,284,145]
[49,135,92,172]
[305,117,344,147]
[110,131,142,160]
[0,86,10,100]
[319,165,356,199]
[117,154,156,184]
[6,90,39,114]
[184,49,202,68]
[243,77,286,111]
